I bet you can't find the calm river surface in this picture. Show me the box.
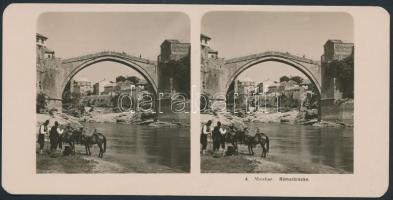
[83,122,190,173]
[249,122,353,172]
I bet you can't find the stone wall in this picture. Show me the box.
[200,58,226,98]
[320,99,353,125]
[158,98,190,124]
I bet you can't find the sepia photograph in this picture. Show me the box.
[200,12,354,174]
[2,4,389,197]
[36,12,191,173]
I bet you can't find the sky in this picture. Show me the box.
[72,61,143,83]
[37,12,189,83]
[202,12,353,83]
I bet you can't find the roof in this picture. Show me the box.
[137,79,148,85]
[73,77,91,82]
[237,77,255,84]
[43,46,54,53]
[286,85,303,91]
[325,39,343,45]
[161,39,180,46]
[36,33,48,40]
[301,79,312,85]
[201,34,211,40]
[206,47,218,53]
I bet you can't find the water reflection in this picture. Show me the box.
[249,122,353,172]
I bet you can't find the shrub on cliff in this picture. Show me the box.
[36,93,47,113]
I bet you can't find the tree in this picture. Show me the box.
[290,76,304,84]
[279,76,290,82]
[116,76,126,82]
[126,76,140,84]
[144,83,155,93]
[307,83,319,96]
[63,91,82,109]
[36,93,47,113]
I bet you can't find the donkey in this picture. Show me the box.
[244,129,270,158]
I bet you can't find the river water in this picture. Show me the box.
[248,122,353,172]
[81,122,352,173]
[83,122,190,173]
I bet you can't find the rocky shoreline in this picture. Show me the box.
[79,107,187,127]
[37,109,186,131]
[201,109,352,129]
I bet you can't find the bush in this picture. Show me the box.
[36,93,47,113]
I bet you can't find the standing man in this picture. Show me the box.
[37,120,49,154]
[212,122,220,153]
[200,120,212,155]
[219,123,227,155]
[49,121,62,152]
[212,121,226,154]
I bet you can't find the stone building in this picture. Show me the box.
[36,33,55,59]
[200,34,226,102]
[70,77,93,96]
[321,39,354,100]
[231,79,257,110]
[36,33,57,94]
[158,39,191,96]
[235,79,257,95]
[102,83,116,96]
[116,80,135,94]
[201,34,219,59]
[159,40,190,63]
[283,85,305,102]
[93,80,112,95]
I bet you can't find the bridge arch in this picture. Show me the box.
[61,55,158,98]
[224,54,321,96]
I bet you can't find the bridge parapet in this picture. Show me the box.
[225,51,319,65]
[62,51,156,65]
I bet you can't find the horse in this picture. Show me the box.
[224,131,242,151]
[59,128,81,152]
[244,132,270,158]
[224,127,247,151]
[80,130,107,158]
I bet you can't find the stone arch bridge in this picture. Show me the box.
[203,51,321,99]
[40,51,158,110]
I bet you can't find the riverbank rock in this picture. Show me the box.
[201,113,246,130]
[312,120,346,128]
[252,110,299,124]
[135,120,182,128]
[81,110,138,124]
[37,113,83,130]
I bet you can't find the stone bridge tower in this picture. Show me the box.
[320,40,354,123]
[157,39,191,122]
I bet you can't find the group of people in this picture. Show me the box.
[200,120,270,157]
[37,120,67,154]
[200,120,230,155]
[38,120,107,158]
